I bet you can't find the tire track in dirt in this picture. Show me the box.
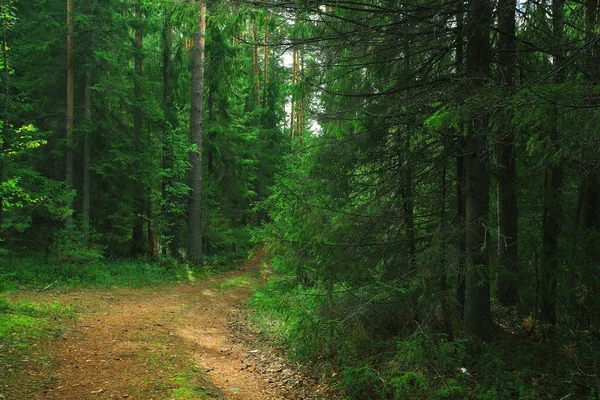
[29,251,296,400]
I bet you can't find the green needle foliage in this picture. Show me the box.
[250,0,600,398]
[1,0,600,398]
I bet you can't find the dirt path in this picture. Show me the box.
[11,252,335,400]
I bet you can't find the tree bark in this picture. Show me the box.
[463,0,492,341]
[456,148,466,318]
[539,0,565,334]
[264,19,269,91]
[82,0,93,248]
[161,16,172,254]
[290,45,298,139]
[148,204,157,260]
[83,62,91,247]
[65,0,74,227]
[187,0,206,263]
[131,2,145,256]
[582,0,600,232]
[455,0,466,319]
[495,0,519,307]
[440,149,453,339]
[253,25,260,105]
[0,0,9,231]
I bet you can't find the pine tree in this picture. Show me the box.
[187,0,206,263]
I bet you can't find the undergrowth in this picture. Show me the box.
[252,275,600,399]
[0,297,74,397]
[0,249,249,292]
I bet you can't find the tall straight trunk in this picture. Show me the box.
[495,0,519,307]
[290,45,298,139]
[456,147,466,317]
[463,0,492,341]
[298,53,305,138]
[403,38,416,269]
[440,147,453,338]
[585,0,600,84]
[65,0,74,226]
[581,0,600,232]
[161,17,172,254]
[455,0,466,318]
[0,0,9,231]
[403,156,416,268]
[582,174,600,230]
[253,26,260,105]
[82,0,93,248]
[131,2,145,255]
[148,204,157,259]
[263,19,269,90]
[83,66,92,247]
[187,0,206,263]
[539,0,565,334]
[207,82,216,175]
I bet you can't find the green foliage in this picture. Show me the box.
[0,296,73,396]
[0,257,186,290]
[0,247,253,291]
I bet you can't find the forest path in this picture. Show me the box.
[22,250,324,400]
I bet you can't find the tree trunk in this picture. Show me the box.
[264,18,269,92]
[581,0,600,232]
[583,173,600,230]
[463,0,492,341]
[131,2,145,256]
[83,64,91,247]
[82,0,93,248]
[0,0,9,232]
[161,17,171,254]
[290,45,298,139]
[65,0,74,227]
[585,0,600,84]
[455,0,466,319]
[148,204,157,260]
[539,0,565,335]
[456,149,466,318]
[440,149,453,338]
[187,0,206,263]
[253,25,260,105]
[495,0,519,307]
[403,133,416,269]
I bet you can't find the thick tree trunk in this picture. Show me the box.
[440,152,453,338]
[583,173,600,230]
[455,0,466,319]
[161,17,172,254]
[131,2,145,256]
[495,0,519,307]
[585,0,600,84]
[187,0,206,263]
[463,0,492,341]
[456,150,466,318]
[65,0,74,227]
[403,133,416,269]
[539,0,565,334]
[582,0,600,232]
[0,0,9,231]
[83,66,91,247]
[540,163,563,331]
[82,0,93,248]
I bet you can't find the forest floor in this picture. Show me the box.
[3,251,340,400]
